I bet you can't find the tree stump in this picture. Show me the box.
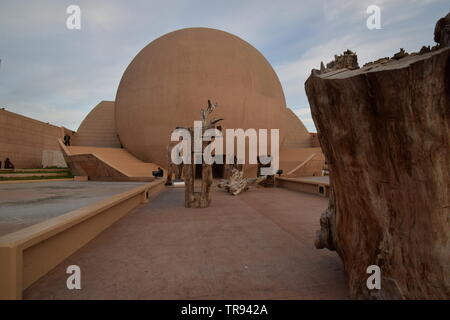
[305,44,450,299]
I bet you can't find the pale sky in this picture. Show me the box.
[0,0,448,132]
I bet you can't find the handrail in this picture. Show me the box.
[284,153,317,176]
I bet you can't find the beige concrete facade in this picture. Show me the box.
[0,109,67,168]
[281,108,312,148]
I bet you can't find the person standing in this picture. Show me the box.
[63,134,71,146]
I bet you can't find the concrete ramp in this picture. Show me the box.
[279,147,325,177]
[58,139,162,181]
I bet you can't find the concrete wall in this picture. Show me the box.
[310,133,321,148]
[0,109,67,168]
[42,151,66,168]
[281,108,312,148]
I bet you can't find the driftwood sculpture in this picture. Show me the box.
[218,168,267,196]
[183,100,223,208]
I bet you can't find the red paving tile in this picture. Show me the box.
[24,186,349,299]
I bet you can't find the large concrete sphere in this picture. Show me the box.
[115,28,289,166]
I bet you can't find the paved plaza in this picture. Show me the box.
[24,186,348,299]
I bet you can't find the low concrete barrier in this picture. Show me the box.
[276,176,330,197]
[0,179,165,299]
[0,178,74,185]
[0,172,69,178]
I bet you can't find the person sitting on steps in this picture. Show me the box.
[4,158,14,169]
[152,167,164,179]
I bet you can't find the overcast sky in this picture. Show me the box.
[0,0,447,132]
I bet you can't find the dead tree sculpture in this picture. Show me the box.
[183,100,223,208]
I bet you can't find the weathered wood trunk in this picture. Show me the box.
[257,162,275,188]
[199,163,212,207]
[183,163,196,208]
[223,164,233,179]
[181,100,221,208]
[166,143,176,185]
[305,47,450,299]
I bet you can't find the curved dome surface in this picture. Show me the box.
[281,108,311,148]
[115,27,290,166]
[73,101,121,148]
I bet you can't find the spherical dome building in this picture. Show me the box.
[115,27,309,167]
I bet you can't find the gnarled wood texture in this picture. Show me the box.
[306,46,450,299]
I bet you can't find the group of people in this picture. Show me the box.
[0,157,15,169]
